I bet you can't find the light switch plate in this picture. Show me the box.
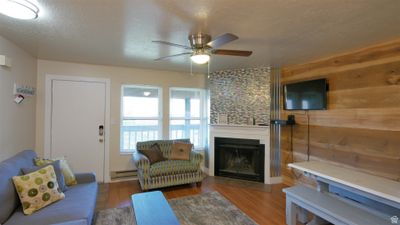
[0,55,12,67]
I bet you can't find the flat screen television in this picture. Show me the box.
[283,79,328,110]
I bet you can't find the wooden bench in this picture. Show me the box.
[131,191,180,225]
[283,185,392,225]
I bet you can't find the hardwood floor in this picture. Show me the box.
[100,176,289,225]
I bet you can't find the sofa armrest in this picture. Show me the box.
[132,152,150,178]
[75,172,96,184]
[190,151,203,166]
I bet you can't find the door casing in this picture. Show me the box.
[44,74,111,183]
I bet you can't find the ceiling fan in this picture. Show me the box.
[153,33,252,64]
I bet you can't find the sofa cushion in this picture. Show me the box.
[0,150,36,224]
[12,165,65,215]
[149,160,199,177]
[35,157,78,186]
[4,182,98,225]
[22,160,68,192]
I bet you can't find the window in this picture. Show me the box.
[120,85,161,153]
[169,88,207,149]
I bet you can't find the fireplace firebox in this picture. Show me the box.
[214,137,264,182]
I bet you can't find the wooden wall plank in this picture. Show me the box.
[329,85,400,109]
[281,38,400,185]
[283,40,400,78]
[282,108,400,131]
[326,61,400,91]
[282,60,400,90]
[283,125,400,158]
[281,55,400,83]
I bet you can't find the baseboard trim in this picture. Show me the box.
[202,168,282,184]
[108,177,138,183]
[202,167,209,175]
[269,176,283,184]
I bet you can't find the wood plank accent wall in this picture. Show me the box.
[281,39,400,186]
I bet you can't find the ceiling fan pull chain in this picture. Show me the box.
[190,59,193,76]
[207,60,210,79]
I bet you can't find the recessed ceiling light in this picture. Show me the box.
[0,0,39,20]
[143,91,151,96]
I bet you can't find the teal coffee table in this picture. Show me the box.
[131,191,180,225]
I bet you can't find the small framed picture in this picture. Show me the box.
[217,113,228,124]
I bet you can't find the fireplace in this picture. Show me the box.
[214,137,265,182]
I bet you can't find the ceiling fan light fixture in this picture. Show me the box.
[191,53,210,64]
[0,0,39,20]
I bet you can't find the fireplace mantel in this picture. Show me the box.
[209,124,269,128]
[208,124,282,184]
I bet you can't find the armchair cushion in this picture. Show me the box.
[170,142,192,160]
[138,143,166,165]
[136,139,190,158]
[149,160,199,177]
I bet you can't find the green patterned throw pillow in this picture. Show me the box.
[34,157,78,186]
[12,165,65,215]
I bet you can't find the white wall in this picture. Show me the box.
[36,60,207,172]
[0,36,37,161]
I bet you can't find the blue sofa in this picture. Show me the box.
[0,150,98,225]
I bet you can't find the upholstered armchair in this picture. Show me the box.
[132,139,204,191]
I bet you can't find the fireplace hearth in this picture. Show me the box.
[214,137,265,182]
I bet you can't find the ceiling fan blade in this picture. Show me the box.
[154,52,192,61]
[152,41,192,50]
[206,33,238,48]
[212,49,252,56]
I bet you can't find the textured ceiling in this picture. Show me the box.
[1,0,400,73]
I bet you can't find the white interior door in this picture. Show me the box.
[50,79,106,182]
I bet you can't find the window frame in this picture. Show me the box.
[120,84,163,153]
[169,87,208,150]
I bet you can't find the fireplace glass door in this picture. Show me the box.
[215,137,264,182]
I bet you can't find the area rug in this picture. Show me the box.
[94,191,258,225]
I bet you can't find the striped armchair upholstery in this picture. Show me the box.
[133,139,204,191]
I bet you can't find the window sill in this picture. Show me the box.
[120,151,135,155]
